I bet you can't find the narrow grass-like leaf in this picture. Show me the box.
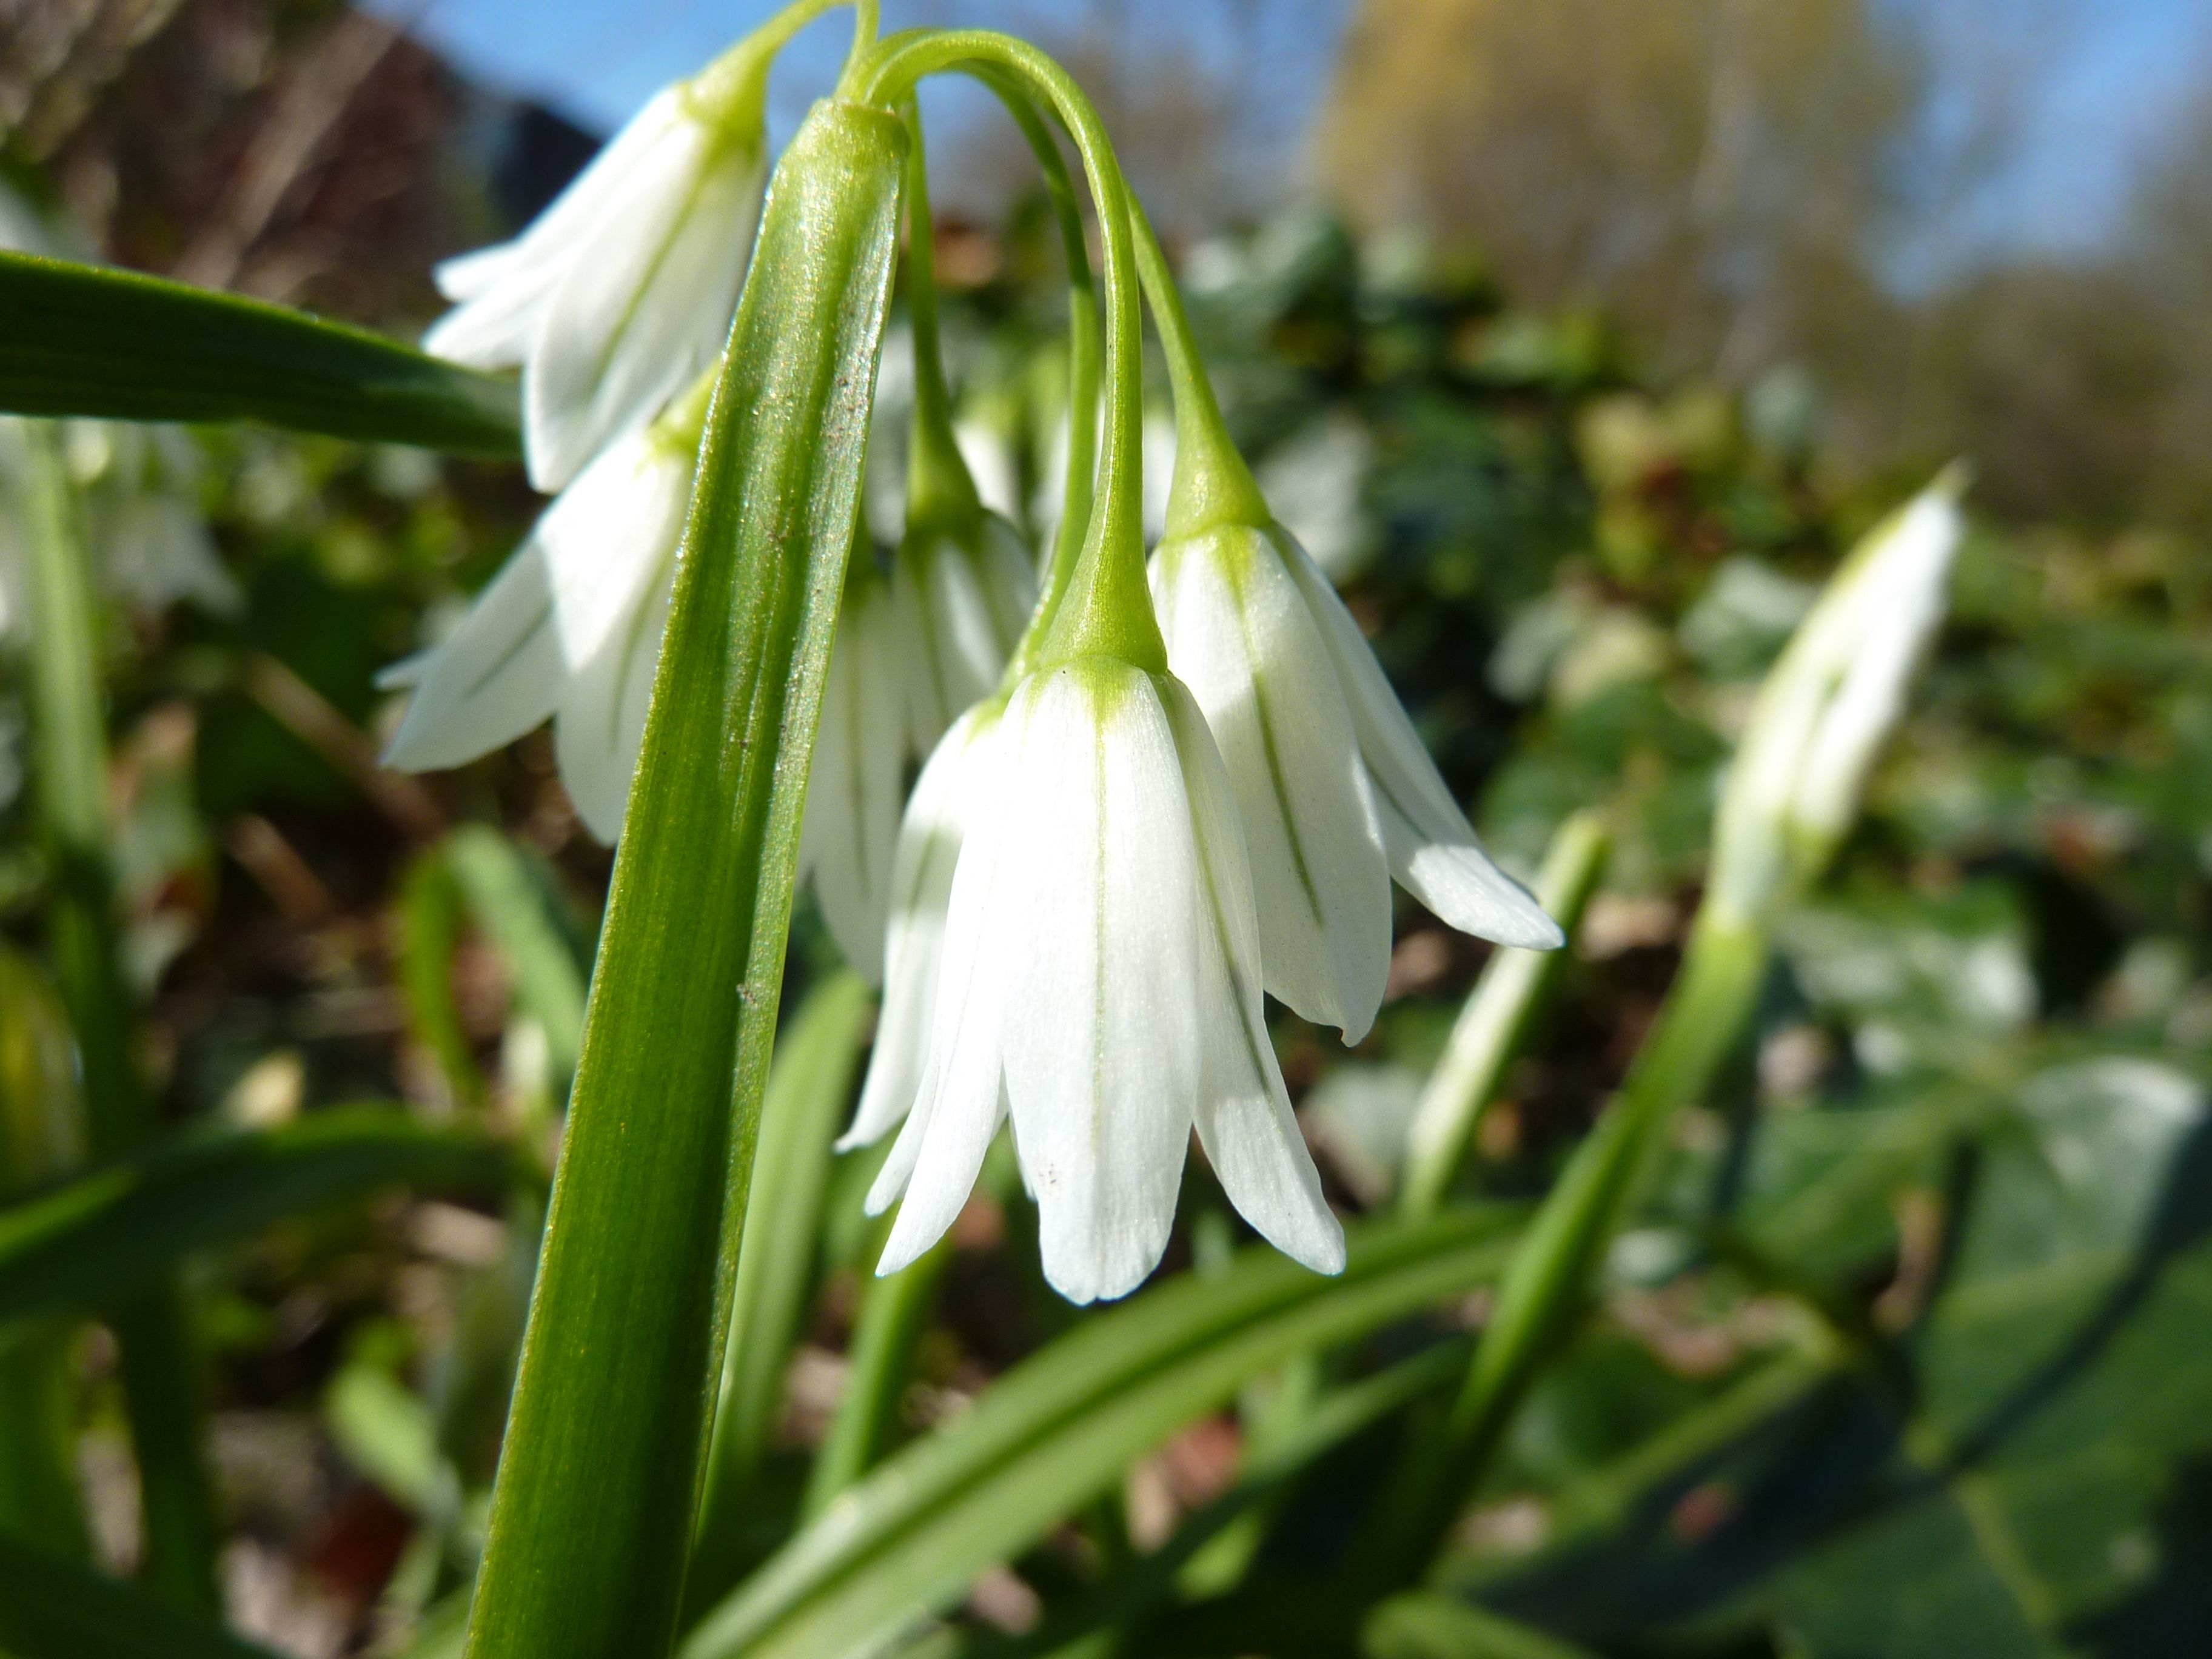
[0,1531,283,1659]
[0,946,92,1555]
[1401,811,1610,1217]
[1361,1594,1602,1659]
[682,1210,1526,1659]
[444,825,591,1083]
[397,854,486,1111]
[690,970,873,1602]
[971,1340,1472,1659]
[461,100,907,1659]
[0,252,518,454]
[0,1107,517,1328]
[1359,914,1771,1584]
[18,418,221,1610]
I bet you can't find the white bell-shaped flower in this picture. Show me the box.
[1153,519,1561,1042]
[860,656,1344,1305]
[798,514,1035,981]
[1708,470,1965,925]
[837,700,1000,1153]
[424,50,771,492]
[380,399,698,840]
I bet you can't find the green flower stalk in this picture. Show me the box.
[795,106,1037,980]
[1362,468,1966,1582]
[835,36,1343,1303]
[1133,205,1560,1045]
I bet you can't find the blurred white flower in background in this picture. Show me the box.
[1706,468,1966,925]
[69,424,240,620]
[1256,413,1375,580]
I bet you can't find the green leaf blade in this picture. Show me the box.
[0,252,520,455]
[0,1532,283,1659]
[0,1107,518,1328]
[684,1209,1527,1659]
[460,98,908,1659]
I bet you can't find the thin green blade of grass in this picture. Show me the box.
[0,1532,284,1659]
[683,1209,1526,1659]
[0,1107,519,1329]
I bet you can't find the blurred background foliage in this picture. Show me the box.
[0,1,2208,1655]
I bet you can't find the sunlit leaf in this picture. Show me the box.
[683,1209,1526,1659]
[0,251,519,455]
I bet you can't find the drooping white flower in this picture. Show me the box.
[1708,470,1965,925]
[837,701,1000,1153]
[380,399,698,840]
[424,52,771,492]
[858,655,1344,1305]
[798,513,1035,980]
[1152,520,1560,1042]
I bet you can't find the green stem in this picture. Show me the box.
[17,420,221,1615]
[1399,813,1610,1218]
[801,1236,952,1518]
[1125,201,1270,540]
[0,950,91,1562]
[960,66,1099,683]
[1356,908,1769,1584]
[863,32,1159,673]
[899,102,982,537]
[837,0,881,92]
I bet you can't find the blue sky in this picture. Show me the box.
[359,0,2212,262]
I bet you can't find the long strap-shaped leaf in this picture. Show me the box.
[0,1531,283,1659]
[0,1107,517,1328]
[461,99,907,1659]
[0,251,519,455]
[682,1210,1526,1659]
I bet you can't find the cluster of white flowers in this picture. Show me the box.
[383,48,1567,1304]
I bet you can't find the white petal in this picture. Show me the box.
[999,663,1201,1305]
[1153,526,1390,1041]
[845,706,996,1149]
[800,585,907,982]
[424,90,692,356]
[422,261,561,369]
[526,129,762,490]
[1161,679,1344,1273]
[543,433,692,669]
[382,540,563,770]
[552,554,676,842]
[871,724,1017,1266]
[1280,529,1561,950]
[1370,781,1557,949]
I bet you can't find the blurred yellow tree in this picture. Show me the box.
[1316,0,1914,389]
